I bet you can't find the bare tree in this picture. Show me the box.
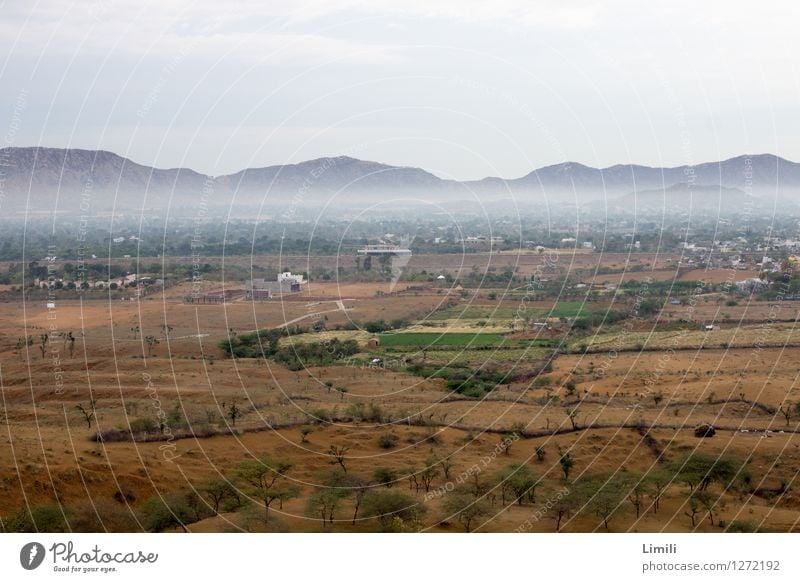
[779,402,795,426]
[685,493,702,527]
[419,457,440,493]
[328,444,350,473]
[65,331,76,358]
[566,408,580,430]
[438,456,455,480]
[76,400,97,429]
[694,490,725,526]
[39,333,49,359]
[145,335,159,356]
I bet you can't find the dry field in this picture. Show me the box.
[1,275,799,533]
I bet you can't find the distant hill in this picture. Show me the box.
[1,147,798,214]
[602,183,768,215]
[470,154,800,201]
[0,147,211,212]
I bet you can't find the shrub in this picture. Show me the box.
[378,433,399,449]
[128,417,158,434]
[725,519,765,533]
[138,493,199,532]
[373,467,398,487]
[3,504,70,532]
[362,490,426,531]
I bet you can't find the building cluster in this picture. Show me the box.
[245,272,305,300]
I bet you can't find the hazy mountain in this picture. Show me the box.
[1,147,798,215]
[215,155,450,205]
[0,147,211,213]
[602,183,766,215]
[472,154,800,201]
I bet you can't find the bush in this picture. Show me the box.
[69,500,139,532]
[725,519,765,533]
[128,417,159,434]
[373,467,398,487]
[138,493,198,532]
[3,504,71,532]
[362,490,426,531]
[378,433,399,449]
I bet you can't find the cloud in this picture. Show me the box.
[0,0,407,66]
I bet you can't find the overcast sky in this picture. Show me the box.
[1,0,799,180]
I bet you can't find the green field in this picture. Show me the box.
[532,301,590,318]
[378,332,507,347]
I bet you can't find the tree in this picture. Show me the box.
[779,402,795,426]
[684,492,702,527]
[578,476,627,531]
[223,401,242,427]
[145,335,159,356]
[300,426,313,443]
[566,408,580,430]
[669,453,739,492]
[321,470,371,525]
[653,392,664,406]
[235,455,296,522]
[535,445,546,462]
[198,477,239,514]
[645,467,673,515]
[362,490,426,532]
[694,489,725,526]
[442,490,491,532]
[496,464,540,505]
[39,333,49,359]
[306,489,346,526]
[328,444,350,473]
[620,473,649,518]
[549,490,581,532]
[559,450,575,481]
[64,331,76,358]
[419,457,440,493]
[75,400,97,429]
[565,379,577,397]
[438,456,455,480]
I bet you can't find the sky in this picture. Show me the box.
[1,0,799,180]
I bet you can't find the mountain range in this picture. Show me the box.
[1,147,798,215]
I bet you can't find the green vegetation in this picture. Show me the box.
[219,328,359,370]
